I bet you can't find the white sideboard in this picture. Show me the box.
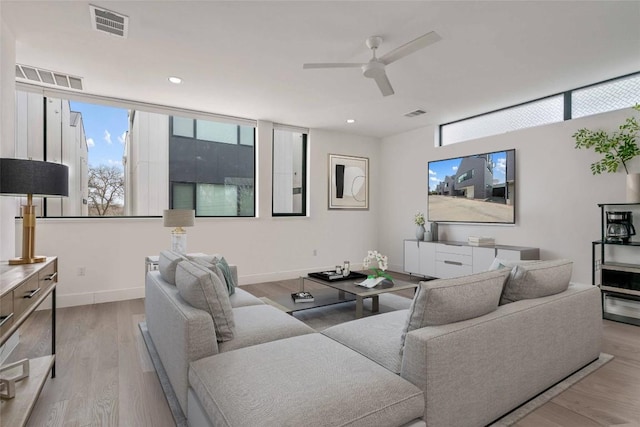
[403,240,539,279]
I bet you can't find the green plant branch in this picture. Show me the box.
[573,104,640,175]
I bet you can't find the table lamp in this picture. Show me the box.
[163,209,195,254]
[0,158,69,265]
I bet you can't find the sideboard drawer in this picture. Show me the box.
[13,275,41,319]
[435,260,473,279]
[0,292,14,337]
[435,251,472,266]
[436,243,473,256]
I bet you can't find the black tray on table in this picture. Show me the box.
[307,271,368,282]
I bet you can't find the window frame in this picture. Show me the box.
[271,128,308,217]
[439,71,640,146]
[15,82,258,219]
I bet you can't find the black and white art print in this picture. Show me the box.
[328,154,369,210]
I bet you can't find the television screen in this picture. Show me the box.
[428,149,515,224]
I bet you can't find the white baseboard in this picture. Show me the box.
[53,286,145,308]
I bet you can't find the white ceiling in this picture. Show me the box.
[2,1,640,138]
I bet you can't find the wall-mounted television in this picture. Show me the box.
[428,149,515,224]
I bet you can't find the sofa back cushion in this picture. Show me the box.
[159,250,187,285]
[402,269,510,348]
[175,260,235,342]
[499,259,573,305]
[191,257,236,296]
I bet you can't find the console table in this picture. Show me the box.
[404,240,539,279]
[0,257,57,427]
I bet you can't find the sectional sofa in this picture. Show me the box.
[144,252,603,427]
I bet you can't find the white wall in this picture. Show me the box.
[23,126,380,307]
[0,16,16,260]
[379,107,639,286]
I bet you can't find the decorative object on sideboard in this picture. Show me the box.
[573,104,640,203]
[468,236,495,246]
[0,359,30,400]
[430,221,439,242]
[414,211,426,240]
[163,209,195,254]
[0,158,69,265]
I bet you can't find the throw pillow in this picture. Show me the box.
[216,257,236,295]
[191,257,227,290]
[488,258,540,271]
[158,250,188,285]
[499,259,573,305]
[175,260,235,342]
[401,269,511,348]
[187,253,223,265]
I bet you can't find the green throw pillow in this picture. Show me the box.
[216,257,236,295]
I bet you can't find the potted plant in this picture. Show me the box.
[414,211,426,240]
[573,104,640,202]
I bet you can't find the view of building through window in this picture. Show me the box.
[15,91,256,218]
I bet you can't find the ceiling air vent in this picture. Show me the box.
[404,109,427,118]
[90,5,129,38]
[16,64,84,91]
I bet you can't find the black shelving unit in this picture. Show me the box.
[593,203,640,326]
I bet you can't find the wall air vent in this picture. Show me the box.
[16,64,84,91]
[90,5,129,38]
[404,109,427,118]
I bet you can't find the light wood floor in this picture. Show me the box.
[6,278,640,427]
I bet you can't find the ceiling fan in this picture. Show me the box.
[303,31,441,97]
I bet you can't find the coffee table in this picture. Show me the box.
[269,272,419,318]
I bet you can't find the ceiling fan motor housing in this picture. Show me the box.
[362,61,385,79]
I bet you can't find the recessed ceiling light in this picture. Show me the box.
[168,76,182,84]
[346,119,356,124]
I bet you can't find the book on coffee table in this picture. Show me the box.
[291,291,315,303]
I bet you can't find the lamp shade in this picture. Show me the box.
[0,158,69,197]
[163,209,195,227]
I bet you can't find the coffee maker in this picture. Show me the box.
[605,211,636,243]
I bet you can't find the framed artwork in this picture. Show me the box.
[328,154,369,210]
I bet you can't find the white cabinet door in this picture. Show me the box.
[419,241,437,277]
[472,247,496,273]
[404,240,420,274]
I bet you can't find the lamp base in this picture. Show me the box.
[9,255,46,265]
[171,230,187,254]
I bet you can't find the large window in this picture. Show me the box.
[440,72,640,146]
[168,116,255,217]
[272,127,307,216]
[14,87,256,217]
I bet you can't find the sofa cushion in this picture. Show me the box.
[175,260,235,342]
[218,305,314,353]
[323,309,409,374]
[158,250,187,285]
[229,288,265,308]
[402,269,510,348]
[500,259,573,305]
[190,258,227,290]
[189,334,425,427]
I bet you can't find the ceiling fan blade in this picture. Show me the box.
[379,31,442,65]
[303,63,363,69]
[373,72,394,97]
